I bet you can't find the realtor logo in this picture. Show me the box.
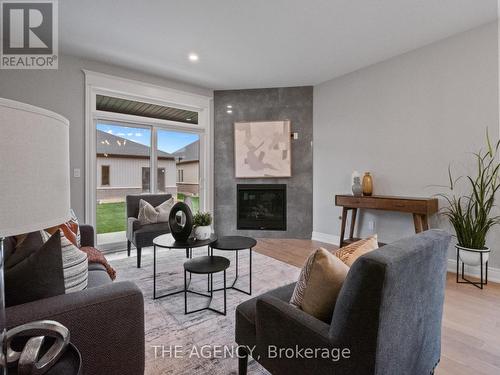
[1,0,58,69]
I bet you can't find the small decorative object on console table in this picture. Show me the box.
[335,194,438,247]
[440,131,500,289]
[0,98,73,374]
[193,212,213,240]
[362,172,373,196]
[351,171,363,196]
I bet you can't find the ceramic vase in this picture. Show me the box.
[362,172,373,196]
[352,176,363,196]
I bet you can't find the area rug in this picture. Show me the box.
[109,245,301,374]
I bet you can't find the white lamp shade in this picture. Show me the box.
[0,98,71,237]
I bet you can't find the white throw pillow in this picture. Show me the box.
[157,198,175,223]
[138,200,158,225]
[41,230,88,293]
[138,198,175,225]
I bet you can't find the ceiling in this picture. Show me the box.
[60,0,497,90]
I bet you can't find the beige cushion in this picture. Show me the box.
[138,200,157,225]
[335,234,378,267]
[138,198,175,225]
[156,198,175,222]
[290,248,349,322]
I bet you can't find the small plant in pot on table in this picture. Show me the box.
[193,212,213,240]
[439,131,500,287]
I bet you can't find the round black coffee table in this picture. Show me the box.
[183,256,230,315]
[152,234,217,300]
[210,236,257,295]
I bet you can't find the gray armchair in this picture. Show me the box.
[235,229,451,375]
[126,193,172,268]
[6,225,145,375]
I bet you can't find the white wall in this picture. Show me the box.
[0,54,211,221]
[313,22,500,267]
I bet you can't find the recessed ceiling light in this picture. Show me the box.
[227,109,233,114]
[226,105,232,109]
[188,53,199,62]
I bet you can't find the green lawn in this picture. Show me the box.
[96,194,200,234]
[96,202,126,234]
[177,193,200,213]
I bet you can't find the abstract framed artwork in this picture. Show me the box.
[234,120,292,178]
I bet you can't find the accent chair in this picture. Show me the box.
[126,193,172,268]
[235,230,451,375]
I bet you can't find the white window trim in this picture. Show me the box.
[84,70,214,233]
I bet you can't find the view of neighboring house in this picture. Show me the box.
[172,139,200,195]
[96,130,177,202]
[97,130,200,202]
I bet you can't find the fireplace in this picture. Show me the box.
[237,184,286,231]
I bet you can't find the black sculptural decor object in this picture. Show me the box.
[168,202,193,242]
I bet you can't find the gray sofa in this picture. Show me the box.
[235,229,451,375]
[126,193,172,268]
[5,225,145,375]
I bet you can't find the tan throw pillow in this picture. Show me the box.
[138,198,175,225]
[290,248,349,322]
[335,235,378,267]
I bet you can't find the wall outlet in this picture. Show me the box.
[291,132,299,139]
[73,168,81,178]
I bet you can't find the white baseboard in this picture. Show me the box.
[311,232,499,284]
[311,231,340,246]
[447,259,500,284]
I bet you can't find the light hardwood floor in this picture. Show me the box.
[254,238,500,375]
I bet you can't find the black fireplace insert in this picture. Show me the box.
[237,184,286,231]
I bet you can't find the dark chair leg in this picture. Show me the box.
[237,346,248,375]
[431,359,440,374]
[186,248,189,258]
[127,241,131,257]
[137,247,142,268]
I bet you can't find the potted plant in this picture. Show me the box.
[193,211,213,240]
[439,131,500,266]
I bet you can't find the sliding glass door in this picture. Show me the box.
[95,123,151,247]
[95,122,203,249]
[157,129,200,213]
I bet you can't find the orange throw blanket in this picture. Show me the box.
[80,247,117,281]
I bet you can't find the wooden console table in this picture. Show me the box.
[335,195,439,247]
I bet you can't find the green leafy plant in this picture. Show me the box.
[193,211,212,227]
[439,130,500,249]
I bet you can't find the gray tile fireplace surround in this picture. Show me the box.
[214,86,313,239]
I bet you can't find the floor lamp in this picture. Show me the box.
[0,98,72,374]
